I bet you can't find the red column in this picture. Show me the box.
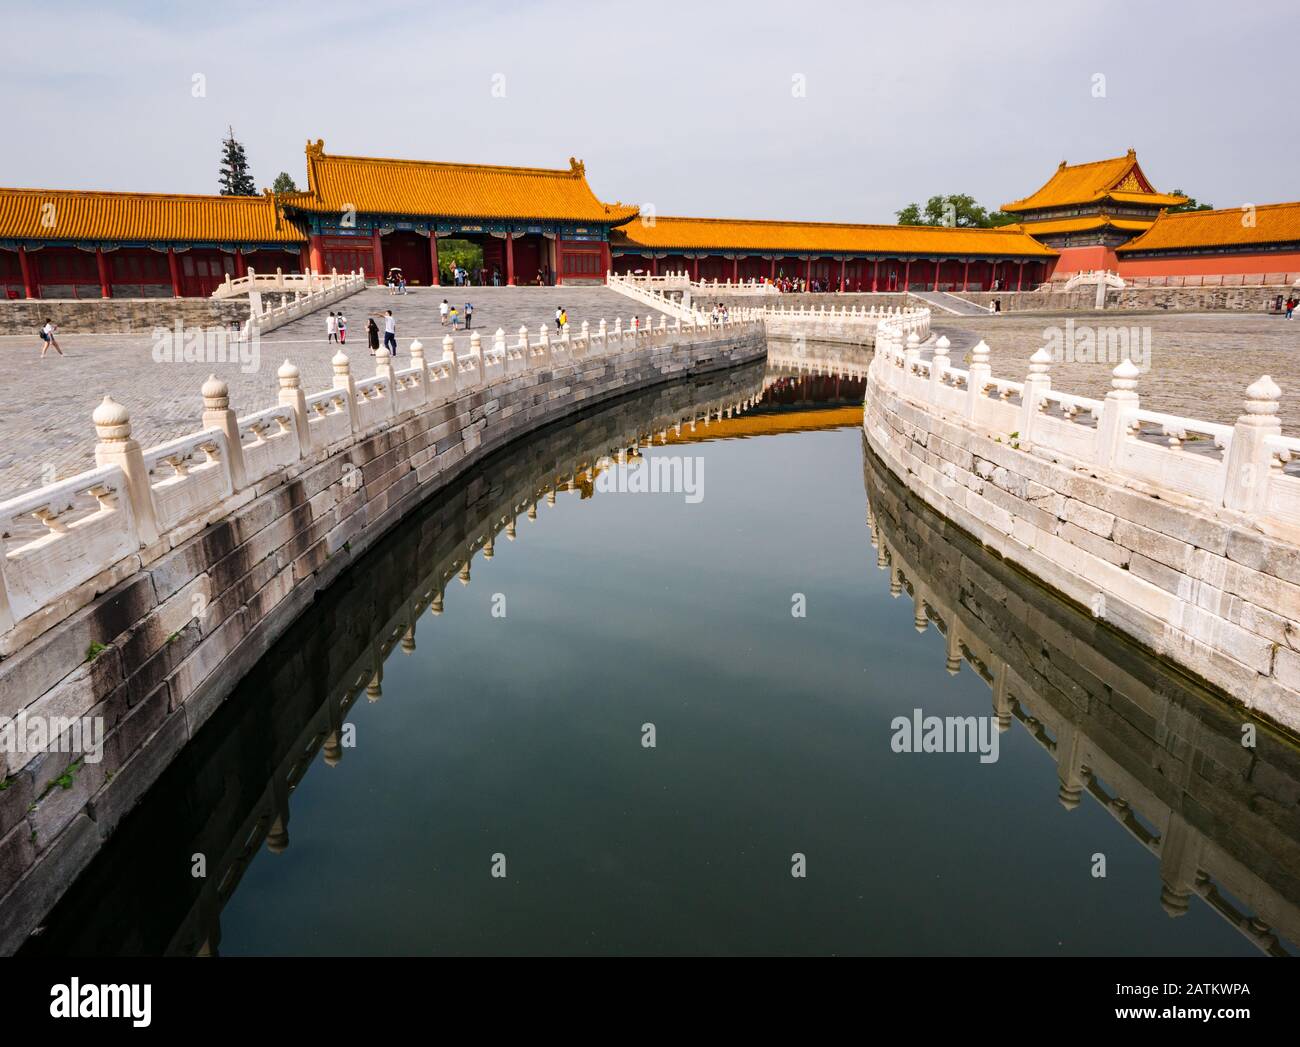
[506,234,515,286]
[651,255,659,276]
[932,259,940,292]
[1017,261,1025,291]
[804,256,812,287]
[732,257,739,283]
[96,248,112,298]
[167,248,182,297]
[871,259,879,292]
[371,229,384,285]
[299,247,309,273]
[18,246,36,299]
[692,256,699,281]
[429,234,440,285]
[902,258,911,291]
[601,241,612,280]
[962,259,970,291]
[234,249,246,279]
[839,257,847,292]
[308,235,324,273]
[769,257,776,281]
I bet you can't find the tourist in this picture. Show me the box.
[450,305,461,330]
[465,302,474,329]
[376,309,397,353]
[337,311,347,344]
[39,318,64,358]
[366,317,380,355]
[398,274,408,295]
[440,299,450,326]
[560,307,568,330]
[1286,296,1297,319]
[555,306,563,332]
[327,311,338,343]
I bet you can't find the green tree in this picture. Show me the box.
[271,171,298,194]
[219,127,257,196]
[1166,189,1214,213]
[896,194,1015,228]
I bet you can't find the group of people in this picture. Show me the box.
[326,309,398,354]
[708,303,730,323]
[385,272,408,295]
[439,299,474,329]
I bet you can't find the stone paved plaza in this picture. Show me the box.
[0,286,671,500]
[2,296,1299,502]
[933,311,1300,437]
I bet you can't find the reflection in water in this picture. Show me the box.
[863,440,1300,957]
[22,353,1300,957]
[24,364,767,956]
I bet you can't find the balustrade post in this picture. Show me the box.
[277,359,311,453]
[332,350,360,432]
[493,327,507,367]
[965,340,991,423]
[201,375,248,490]
[470,330,485,385]
[901,332,921,393]
[409,339,429,405]
[515,325,528,370]
[597,318,607,352]
[1094,357,1140,467]
[374,346,399,417]
[92,395,159,546]
[442,335,459,392]
[537,325,550,366]
[1222,375,1283,513]
[928,335,949,403]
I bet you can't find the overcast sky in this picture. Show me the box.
[5,0,1294,223]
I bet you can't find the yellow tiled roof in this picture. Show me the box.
[1002,151,1186,213]
[0,187,306,243]
[1117,202,1300,253]
[294,140,639,225]
[612,215,1055,256]
[1018,214,1155,236]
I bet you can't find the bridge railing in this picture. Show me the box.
[870,322,1300,533]
[212,267,359,300]
[0,310,764,638]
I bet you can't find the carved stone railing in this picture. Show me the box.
[0,310,765,640]
[871,324,1300,532]
[236,268,366,338]
[211,267,361,300]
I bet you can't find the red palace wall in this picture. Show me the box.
[1118,250,1300,279]
[1049,245,1119,275]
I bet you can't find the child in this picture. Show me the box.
[450,306,461,330]
[337,312,348,343]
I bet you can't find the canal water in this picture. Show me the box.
[24,358,1300,956]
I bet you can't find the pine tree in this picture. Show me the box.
[271,171,298,194]
[219,127,257,196]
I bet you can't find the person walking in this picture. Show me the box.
[367,317,380,355]
[1287,296,1297,319]
[372,309,397,353]
[327,311,339,343]
[554,306,563,333]
[39,318,64,358]
[440,299,450,326]
[465,302,474,329]
[450,305,461,330]
[337,311,348,344]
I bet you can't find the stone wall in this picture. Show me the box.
[0,298,252,335]
[0,326,765,954]
[863,350,1300,739]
